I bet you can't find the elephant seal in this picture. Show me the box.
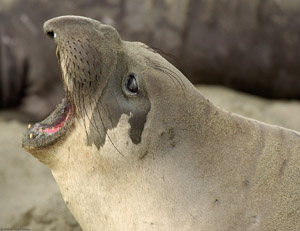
[23,16,300,231]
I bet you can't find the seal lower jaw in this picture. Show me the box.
[22,97,75,150]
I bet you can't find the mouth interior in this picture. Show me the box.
[29,98,74,139]
[39,99,73,133]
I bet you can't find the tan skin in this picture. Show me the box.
[23,16,300,231]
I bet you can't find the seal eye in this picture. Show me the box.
[125,74,138,95]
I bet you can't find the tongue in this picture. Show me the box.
[43,118,66,134]
[43,127,60,133]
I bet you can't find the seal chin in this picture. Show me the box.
[22,98,75,149]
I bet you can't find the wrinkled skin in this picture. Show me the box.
[23,16,300,231]
[2,0,300,122]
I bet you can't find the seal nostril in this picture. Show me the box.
[47,31,55,38]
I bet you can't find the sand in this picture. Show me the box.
[1,85,300,230]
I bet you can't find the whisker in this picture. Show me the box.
[153,65,186,96]
[151,47,181,66]
[62,50,124,156]
[76,76,89,138]
[153,60,186,89]
[153,66,178,89]
[100,100,117,141]
[91,94,124,157]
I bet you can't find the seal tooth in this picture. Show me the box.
[28,124,31,129]
[29,133,33,139]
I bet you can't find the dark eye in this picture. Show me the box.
[125,74,138,95]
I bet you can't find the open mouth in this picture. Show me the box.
[22,96,75,149]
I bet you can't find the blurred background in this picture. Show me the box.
[1,0,300,230]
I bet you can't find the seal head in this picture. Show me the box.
[22,16,153,152]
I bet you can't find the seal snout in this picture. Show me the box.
[43,15,99,39]
[43,16,78,41]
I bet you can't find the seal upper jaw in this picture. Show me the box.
[22,17,84,151]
